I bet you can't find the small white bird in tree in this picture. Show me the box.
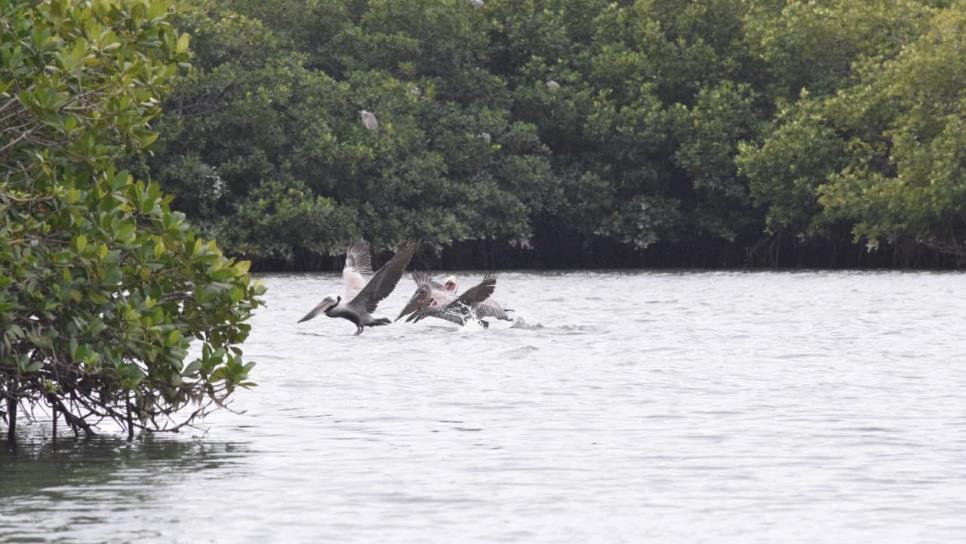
[546,80,560,90]
[359,110,379,131]
[470,0,484,7]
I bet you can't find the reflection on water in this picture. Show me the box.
[1,434,248,542]
[2,271,966,543]
[3,433,243,489]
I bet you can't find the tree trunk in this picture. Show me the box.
[6,396,15,442]
[126,400,134,441]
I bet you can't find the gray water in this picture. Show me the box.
[3,271,966,543]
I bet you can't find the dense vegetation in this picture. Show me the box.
[1,0,263,440]
[143,0,965,269]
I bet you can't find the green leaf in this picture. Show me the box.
[182,360,202,376]
[28,334,53,349]
[176,33,190,54]
[166,329,183,347]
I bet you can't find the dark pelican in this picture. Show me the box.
[298,241,416,335]
[442,275,513,321]
[396,273,508,326]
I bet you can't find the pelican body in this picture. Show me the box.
[299,241,416,335]
[441,275,513,321]
[397,273,510,326]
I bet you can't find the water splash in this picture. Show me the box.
[510,317,543,330]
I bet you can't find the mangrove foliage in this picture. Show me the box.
[1,0,264,440]
[144,0,965,269]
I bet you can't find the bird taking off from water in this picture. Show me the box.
[442,275,513,321]
[298,241,416,335]
[395,272,451,322]
[359,110,379,131]
[397,273,511,326]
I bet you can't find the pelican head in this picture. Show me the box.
[298,294,341,323]
[443,275,458,292]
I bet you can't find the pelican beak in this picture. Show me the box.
[298,299,335,323]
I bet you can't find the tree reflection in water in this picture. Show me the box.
[1,429,250,541]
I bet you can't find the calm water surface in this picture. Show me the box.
[2,271,966,543]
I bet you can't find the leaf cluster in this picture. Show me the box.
[150,0,966,265]
[1,0,264,437]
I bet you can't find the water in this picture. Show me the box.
[3,271,966,543]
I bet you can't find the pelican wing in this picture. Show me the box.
[396,283,432,321]
[422,308,471,326]
[411,301,469,324]
[475,298,512,321]
[399,271,456,322]
[349,242,417,314]
[342,241,373,301]
[412,271,432,287]
[418,271,446,290]
[454,274,496,306]
[412,274,495,324]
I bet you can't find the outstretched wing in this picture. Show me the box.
[475,298,512,321]
[415,271,448,291]
[413,274,496,324]
[420,308,470,325]
[412,271,432,288]
[455,274,496,306]
[396,283,433,322]
[342,241,373,302]
[350,242,417,314]
[399,271,458,322]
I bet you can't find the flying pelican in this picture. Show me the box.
[359,110,379,131]
[400,273,498,326]
[298,241,416,335]
[395,271,450,322]
[397,273,510,326]
[441,275,513,321]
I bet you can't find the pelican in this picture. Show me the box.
[395,271,451,322]
[397,273,510,326]
[298,241,416,335]
[359,110,379,131]
[441,275,513,321]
